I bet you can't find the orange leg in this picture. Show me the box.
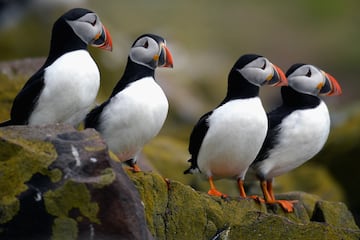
[266,179,275,201]
[131,163,141,172]
[261,180,274,201]
[261,179,295,212]
[237,179,247,198]
[208,176,227,198]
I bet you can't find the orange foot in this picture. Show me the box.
[268,200,298,212]
[248,195,265,203]
[131,163,141,173]
[208,189,228,198]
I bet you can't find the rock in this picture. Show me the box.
[313,112,360,223]
[0,124,153,240]
[0,124,359,240]
[129,171,360,240]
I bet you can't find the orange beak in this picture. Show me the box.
[268,64,288,87]
[92,25,113,51]
[162,45,174,68]
[324,72,342,96]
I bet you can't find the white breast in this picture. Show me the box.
[29,50,100,126]
[257,101,330,179]
[197,97,267,179]
[99,77,168,161]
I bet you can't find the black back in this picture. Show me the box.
[0,8,91,126]
[184,57,261,173]
[85,57,155,129]
[253,86,321,170]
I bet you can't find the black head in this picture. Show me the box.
[46,8,112,64]
[129,33,173,69]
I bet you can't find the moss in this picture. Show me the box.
[47,168,63,183]
[0,73,27,122]
[108,150,122,163]
[231,211,360,240]
[93,168,116,188]
[129,171,168,239]
[44,181,100,224]
[312,201,359,229]
[129,171,360,239]
[164,180,208,240]
[51,217,78,240]
[0,134,56,223]
[0,200,19,224]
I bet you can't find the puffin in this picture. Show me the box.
[184,54,287,198]
[251,63,342,212]
[85,33,173,172]
[0,8,112,127]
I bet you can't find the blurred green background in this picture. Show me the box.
[1,0,360,224]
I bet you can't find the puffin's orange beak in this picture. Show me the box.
[159,44,173,68]
[325,72,342,96]
[92,25,113,51]
[319,71,342,96]
[267,64,288,87]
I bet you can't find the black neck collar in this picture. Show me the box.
[110,57,155,97]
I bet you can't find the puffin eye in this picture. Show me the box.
[89,17,97,26]
[143,40,149,48]
[306,68,312,77]
[261,60,266,70]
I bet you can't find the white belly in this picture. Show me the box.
[257,101,330,179]
[197,98,267,179]
[29,50,100,126]
[99,77,168,161]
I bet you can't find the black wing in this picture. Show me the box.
[184,110,213,174]
[9,69,46,125]
[253,105,294,164]
[84,100,110,129]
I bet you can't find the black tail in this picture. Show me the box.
[183,158,199,174]
[0,120,12,127]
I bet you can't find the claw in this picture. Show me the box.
[208,176,228,198]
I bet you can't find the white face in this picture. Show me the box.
[129,36,161,69]
[66,12,104,45]
[237,57,275,86]
[287,65,325,96]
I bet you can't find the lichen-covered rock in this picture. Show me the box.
[0,124,359,240]
[0,124,153,240]
[129,171,360,240]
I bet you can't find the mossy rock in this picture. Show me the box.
[0,127,57,224]
[129,171,360,240]
[0,124,152,240]
[313,112,360,220]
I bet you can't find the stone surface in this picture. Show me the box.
[129,171,360,240]
[0,124,359,240]
[0,124,152,240]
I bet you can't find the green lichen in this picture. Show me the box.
[93,168,116,188]
[0,73,27,122]
[0,135,56,224]
[44,181,100,224]
[51,217,78,240]
[108,150,121,163]
[47,168,63,183]
[129,171,360,240]
[0,200,19,224]
[129,171,169,239]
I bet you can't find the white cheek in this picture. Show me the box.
[238,68,264,86]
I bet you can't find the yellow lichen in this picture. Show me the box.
[93,168,116,188]
[51,217,78,240]
[44,181,100,224]
[0,135,56,224]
